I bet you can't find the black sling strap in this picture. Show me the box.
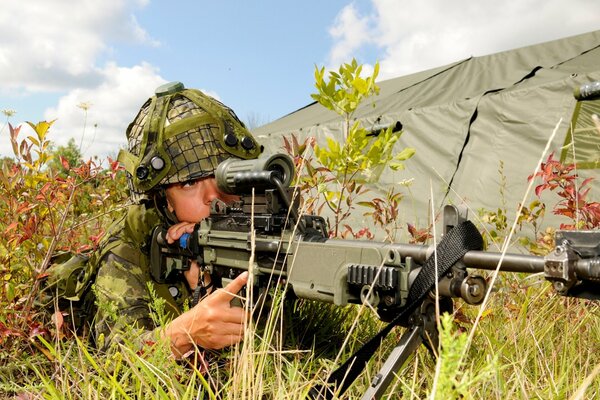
[309,220,483,399]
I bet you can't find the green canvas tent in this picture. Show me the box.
[253,30,600,237]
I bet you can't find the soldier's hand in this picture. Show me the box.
[166,271,249,356]
[165,222,196,244]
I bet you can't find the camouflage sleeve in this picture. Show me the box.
[93,251,160,349]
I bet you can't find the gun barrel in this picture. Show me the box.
[462,251,545,273]
[377,244,547,274]
[461,251,600,282]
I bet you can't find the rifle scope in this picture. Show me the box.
[215,153,295,194]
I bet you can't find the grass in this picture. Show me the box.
[1,117,599,399]
[1,179,598,399]
[1,272,598,399]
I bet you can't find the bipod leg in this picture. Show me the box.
[360,298,442,400]
[359,321,423,400]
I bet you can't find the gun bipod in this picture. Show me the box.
[361,297,451,400]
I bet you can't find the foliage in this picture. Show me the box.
[0,120,127,365]
[285,59,416,238]
[529,152,600,230]
[478,154,599,255]
[431,313,496,399]
[47,137,84,176]
[479,200,547,253]
[2,61,600,399]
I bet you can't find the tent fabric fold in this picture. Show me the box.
[253,30,600,233]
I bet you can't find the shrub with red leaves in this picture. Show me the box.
[529,153,600,230]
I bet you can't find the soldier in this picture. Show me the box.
[94,81,262,357]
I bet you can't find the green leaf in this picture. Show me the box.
[389,161,406,171]
[395,147,416,161]
[27,135,40,147]
[353,77,368,94]
[6,282,15,302]
[373,61,380,80]
[26,120,55,142]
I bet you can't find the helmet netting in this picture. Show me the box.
[161,95,230,185]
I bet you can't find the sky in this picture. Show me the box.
[1,0,599,160]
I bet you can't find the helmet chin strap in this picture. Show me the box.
[153,187,179,225]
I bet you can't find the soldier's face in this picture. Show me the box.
[165,177,238,222]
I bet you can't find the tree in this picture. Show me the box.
[49,138,83,175]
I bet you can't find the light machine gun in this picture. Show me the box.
[150,154,600,399]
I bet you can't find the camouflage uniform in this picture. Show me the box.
[92,82,260,348]
[93,202,189,347]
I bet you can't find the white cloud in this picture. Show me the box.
[0,0,167,160]
[199,89,222,102]
[328,0,600,80]
[42,70,223,160]
[0,0,156,92]
[44,62,166,159]
[130,14,162,47]
[327,4,372,68]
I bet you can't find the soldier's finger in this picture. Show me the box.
[166,222,195,242]
[215,321,247,336]
[215,334,245,349]
[215,271,248,302]
[219,305,250,324]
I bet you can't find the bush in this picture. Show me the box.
[0,120,128,391]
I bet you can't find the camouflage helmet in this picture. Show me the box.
[118,82,261,198]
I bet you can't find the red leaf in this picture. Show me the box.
[559,223,576,230]
[580,177,595,189]
[543,163,553,177]
[535,184,544,197]
[527,173,534,182]
[407,223,417,236]
[52,311,65,333]
[554,208,575,218]
[292,134,300,152]
[110,158,122,171]
[76,244,93,253]
[9,123,21,155]
[19,140,29,158]
[0,325,23,339]
[282,136,291,153]
[3,221,18,234]
[60,155,70,170]
[579,187,591,201]
[37,272,50,279]
[89,230,105,246]
[29,324,48,338]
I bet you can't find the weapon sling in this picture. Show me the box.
[309,220,484,399]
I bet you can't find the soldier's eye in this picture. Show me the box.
[180,179,198,188]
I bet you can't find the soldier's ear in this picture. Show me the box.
[163,189,175,213]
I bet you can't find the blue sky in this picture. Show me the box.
[115,1,352,123]
[1,0,599,159]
